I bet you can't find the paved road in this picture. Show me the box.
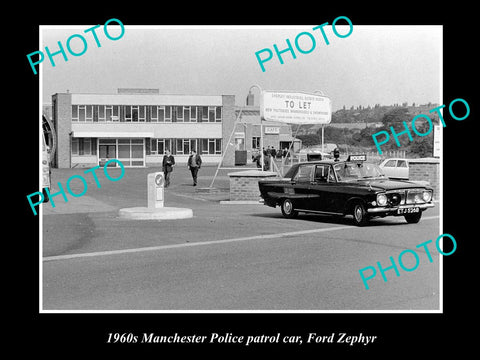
[42,166,441,311]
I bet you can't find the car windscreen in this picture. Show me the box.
[333,162,386,181]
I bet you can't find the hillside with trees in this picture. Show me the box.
[295,103,439,158]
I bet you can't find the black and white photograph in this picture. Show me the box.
[39,23,443,312]
[16,4,476,355]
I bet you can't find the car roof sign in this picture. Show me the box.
[347,154,367,162]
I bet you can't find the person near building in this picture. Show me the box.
[162,149,175,188]
[252,150,262,168]
[187,149,202,186]
[271,146,277,158]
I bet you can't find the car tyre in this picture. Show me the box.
[281,198,298,219]
[352,202,369,226]
[404,211,422,224]
[42,188,50,203]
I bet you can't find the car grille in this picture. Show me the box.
[386,188,427,205]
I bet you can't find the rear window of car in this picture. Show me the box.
[294,165,314,182]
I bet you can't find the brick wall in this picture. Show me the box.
[408,158,440,201]
[229,170,277,201]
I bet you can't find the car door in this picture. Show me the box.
[396,159,409,179]
[310,164,341,212]
[290,164,315,210]
[381,159,397,178]
[308,164,329,211]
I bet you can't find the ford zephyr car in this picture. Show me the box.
[258,155,434,226]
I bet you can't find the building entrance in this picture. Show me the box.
[98,138,145,167]
[99,144,116,167]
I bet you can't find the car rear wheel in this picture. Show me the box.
[404,211,422,223]
[352,202,369,226]
[281,198,298,219]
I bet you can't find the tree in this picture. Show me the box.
[409,135,433,157]
[381,107,410,128]
[296,134,321,147]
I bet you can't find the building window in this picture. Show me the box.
[71,138,95,156]
[165,106,172,122]
[176,106,184,122]
[200,138,222,155]
[190,106,197,122]
[98,105,105,122]
[150,106,158,122]
[183,106,190,122]
[115,138,145,167]
[85,105,93,122]
[72,105,78,121]
[124,106,132,122]
[252,136,261,149]
[173,139,198,155]
[71,138,79,154]
[73,105,120,122]
[132,106,139,122]
[202,106,209,121]
[78,105,86,122]
[198,106,222,122]
[105,105,119,122]
[208,107,215,122]
[151,139,172,155]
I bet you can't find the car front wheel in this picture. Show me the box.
[352,202,369,226]
[281,198,298,219]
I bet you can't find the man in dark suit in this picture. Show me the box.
[187,150,202,186]
[162,149,175,188]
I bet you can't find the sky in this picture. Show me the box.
[40,24,442,111]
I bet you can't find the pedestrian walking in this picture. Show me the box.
[162,149,175,187]
[252,150,261,168]
[187,149,202,186]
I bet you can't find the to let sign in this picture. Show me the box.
[260,90,332,125]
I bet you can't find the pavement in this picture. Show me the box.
[41,165,441,311]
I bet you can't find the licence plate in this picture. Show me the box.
[397,207,420,215]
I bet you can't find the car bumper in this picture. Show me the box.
[367,203,435,214]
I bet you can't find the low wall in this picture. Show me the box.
[408,157,440,201]
[228,170,278,201]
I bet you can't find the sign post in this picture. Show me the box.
[260,90,332,125]
[148,172,164,209]
[260,89,332,159]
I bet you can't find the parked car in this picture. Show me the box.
[258,155,434,226]
[379,158,409,180]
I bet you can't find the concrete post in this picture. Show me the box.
[147,172,164,209]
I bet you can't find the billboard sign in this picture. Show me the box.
[260,90,332,124]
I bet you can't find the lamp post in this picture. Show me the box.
[248,84,263,170]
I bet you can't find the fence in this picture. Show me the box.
[268,150,407,176]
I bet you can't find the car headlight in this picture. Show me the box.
[376,193,388,206]
[422,190,432,202]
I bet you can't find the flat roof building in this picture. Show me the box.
[50,89,301,168]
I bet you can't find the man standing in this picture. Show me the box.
[187,149,202,186]
[162,149,175,188]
